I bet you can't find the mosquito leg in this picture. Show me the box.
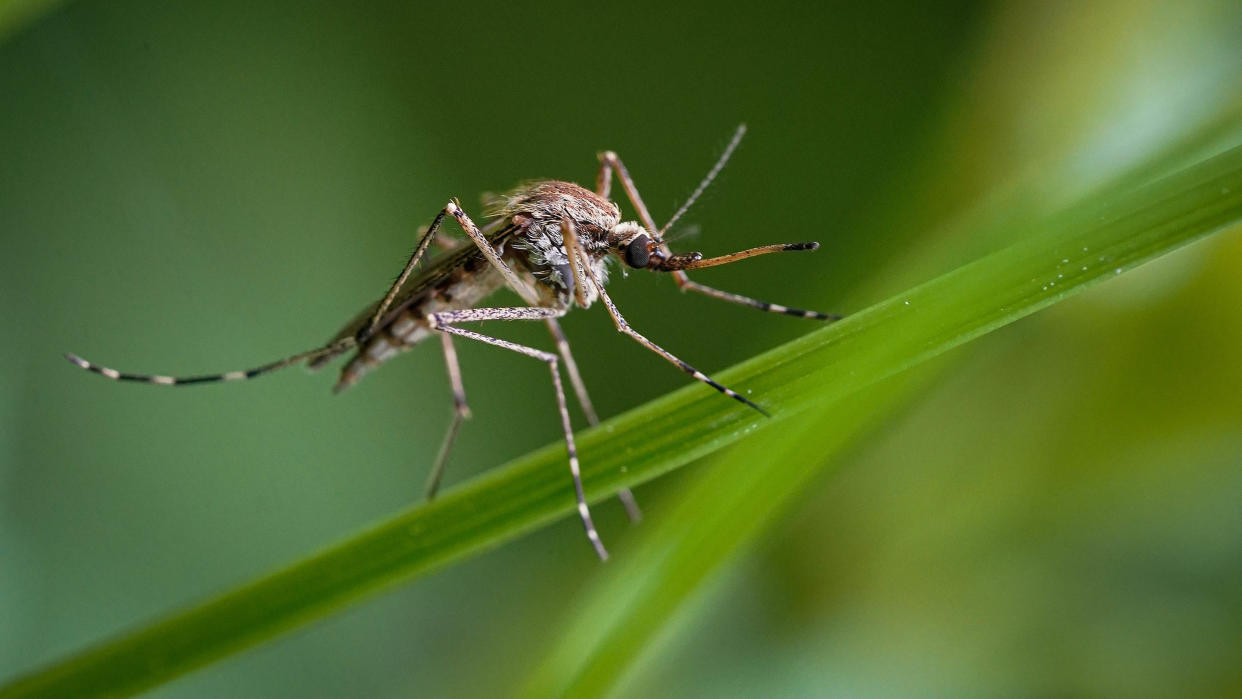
[370,198,542,335]
[65,337,356,387]
[678,280,841,321]
[431,212,509,251]
[425,332,472,500]
[656,240,840,320]
[546,317,642,523]
[545,318,598,424]
[561,218,767,417]
[443,200,543,307]
[600,283,766,415]
[595,151,612,199]
[595,149,661,238]
[597,125,745,257]
[428,305,609,560]
[658,238,840,321]
[427,213,507,252]
[596,128,839,321]
[362,210,447,339]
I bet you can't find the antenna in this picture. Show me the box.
[659,124,747,237]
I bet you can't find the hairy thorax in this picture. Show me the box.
[497,181,619,309]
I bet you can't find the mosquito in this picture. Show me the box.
[66,125,839,559]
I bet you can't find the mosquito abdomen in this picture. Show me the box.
[333,308,431,392]
[333,252,510,392]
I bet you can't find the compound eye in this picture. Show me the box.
[624,234,651,268]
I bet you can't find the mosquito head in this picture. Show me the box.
[606,220,706,272]
[607,221,656,269]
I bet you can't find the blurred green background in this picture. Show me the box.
[3,1,1241,696]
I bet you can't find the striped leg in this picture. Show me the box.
[596,126,839,321]
[546,317,642,523]
[428,305,609,560]
[65,336,356,386]
[363,210,446,338]
[425,332,471,500]
[674,279,840,321]
[561,218,768,418]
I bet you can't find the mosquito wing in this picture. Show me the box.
[308,221,521,370]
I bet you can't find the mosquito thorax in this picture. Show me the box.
[500,181,621,235]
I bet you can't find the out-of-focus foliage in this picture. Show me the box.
[2,1,1240,697]
[0,0,62,43]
